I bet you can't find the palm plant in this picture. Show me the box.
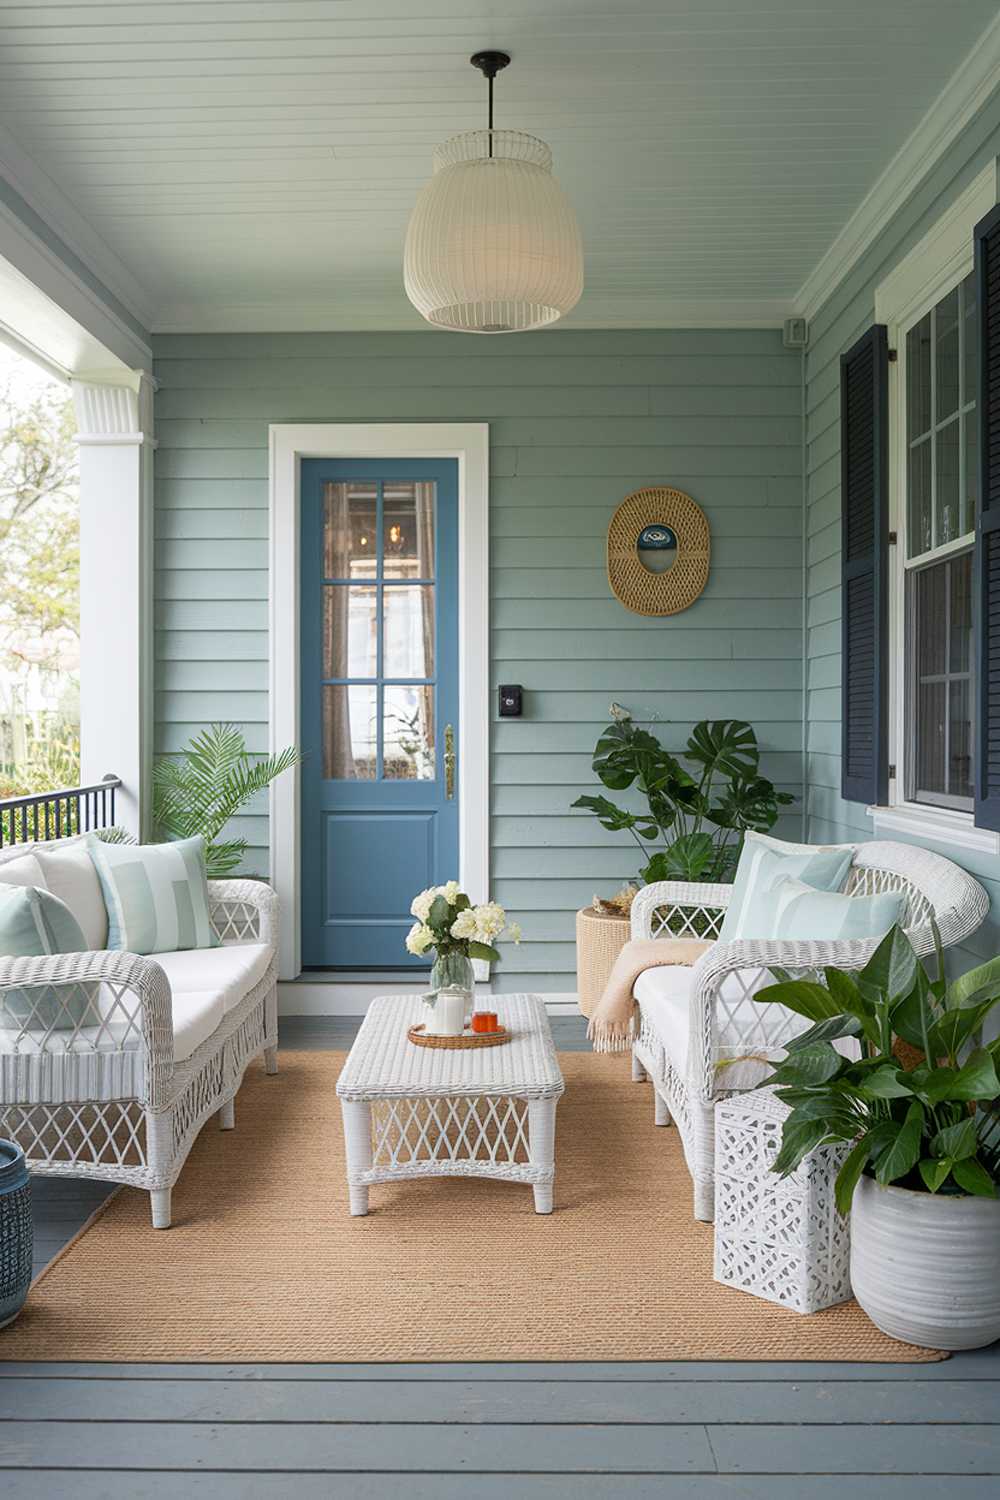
[152,723,302,878]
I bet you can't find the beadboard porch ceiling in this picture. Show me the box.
[0,0,998,333]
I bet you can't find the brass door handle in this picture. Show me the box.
[444,724,456,799]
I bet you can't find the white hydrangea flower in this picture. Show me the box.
[405,922,435,956]
[473,901,506,943]
[449,908,478,940]
[441,880,462,905]
[507,921,522,945]
[410,887,437,922]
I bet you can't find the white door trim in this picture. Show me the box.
[268,422,490,980]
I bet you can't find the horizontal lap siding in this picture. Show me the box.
[152,328,803,989]
[804,92,1000,972]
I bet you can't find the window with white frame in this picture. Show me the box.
[899,270,977,811]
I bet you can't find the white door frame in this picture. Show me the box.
[269,422,490,980]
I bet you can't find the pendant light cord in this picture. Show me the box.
[470,51,509,160]
[488,71,494,158]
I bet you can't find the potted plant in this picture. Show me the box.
[755,925,1000,1349]
[570,704,793,1007]
[406,882,520,1033]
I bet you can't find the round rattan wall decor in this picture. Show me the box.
[607,487,710,616]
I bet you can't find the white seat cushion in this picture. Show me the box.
[170,990,226,1062]
[34,842,109,951]
[153,942,273,1015]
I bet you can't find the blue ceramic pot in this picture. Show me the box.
[0,1139,31,1330]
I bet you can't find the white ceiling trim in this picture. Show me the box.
[150,296,793,334]
[0,120,157,336]
[793,11,1000,323]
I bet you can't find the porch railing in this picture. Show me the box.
[0,774,122,848]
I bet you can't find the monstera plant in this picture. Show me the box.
[572,704,792,884]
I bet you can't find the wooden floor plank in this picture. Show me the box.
[0,1476,996,1500]
[1,1377,997,1425]
[710,1422,1000,1474]
[0,1420,716,1472]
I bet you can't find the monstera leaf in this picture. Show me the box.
[642,832,717,883]
[686,720,759,783]
[571,794,660,840]
[710,775,795,832]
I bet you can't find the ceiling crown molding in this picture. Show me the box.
[794,11,1000,324]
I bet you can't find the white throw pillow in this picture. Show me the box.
[719,831,855,942]
[34,841,109,951]
[0,853,46,891]
[751,875,906,943]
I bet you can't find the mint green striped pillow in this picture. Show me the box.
[758,876,906,942]
[720,835,854,942]
[86,834,218,955]
[0,885,93,1031]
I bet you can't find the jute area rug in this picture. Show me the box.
[2,1051,940,1363]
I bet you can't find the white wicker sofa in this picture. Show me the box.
[0,834,278,1228]
[629,839,989,1222]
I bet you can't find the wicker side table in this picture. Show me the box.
[713,1088,851,1314]
[575,907,631,1018]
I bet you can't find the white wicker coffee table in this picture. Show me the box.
[336,993,565,1215]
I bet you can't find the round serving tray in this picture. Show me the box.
[407,1023,511,1050]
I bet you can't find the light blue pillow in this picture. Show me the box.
[86,834,218,955]
[753,875,906,942]
[0,885,93,1031]
[720,834,854,942]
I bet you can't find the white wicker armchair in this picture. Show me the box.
[629,841,989,1221]
[0,843,278,1229]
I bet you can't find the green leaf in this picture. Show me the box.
[771,1117,830,1177]
[944,954,1000,1011]
[952,1156,998,1196]
[765,1041,845,1088]
[860,924,919,1006]
[467,941,500,962]
[858,1064,914,1100]
[891,982,936,1051]
[650,832,717,882]
[784,1014,864,1052]
[874,1100,925,1185]
[685,719,759,782]
[931,1116,979,1161]
[918,1158,954,1193]
[927,1001,999,1063]
[950,1048,1000,1101]
[428,894,452,931]
[753,979,842,1023]
[835,1133,879,1215]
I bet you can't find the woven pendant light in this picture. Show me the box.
[404,51,583,334]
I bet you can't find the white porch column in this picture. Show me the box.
[71,371,155,839]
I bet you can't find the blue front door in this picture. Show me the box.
[299,458,459,969]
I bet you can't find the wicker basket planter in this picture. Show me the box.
[575,907,631,1018]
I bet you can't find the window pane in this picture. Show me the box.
[323,684,376,780]
[914,680,946,799]
[323,482,377,580]
[964,404,979,534]
[383,584,435,679]
[907,437,932,556]
[963,269,978,408]
[906,312,931,437]
[383,685,435,780]
[383,481,435,580]
[915,561,946,676]
[323,585,376,678]
[935,287,960,421]
[935,416,960,546]
[949,679,973,801]
[950,551,972,674]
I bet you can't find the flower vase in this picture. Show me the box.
[430,951,474,1003]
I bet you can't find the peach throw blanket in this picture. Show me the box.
[588,937,712,1053]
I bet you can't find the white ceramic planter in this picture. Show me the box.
[422,988,466,1037]
[851,1175,1000,1350]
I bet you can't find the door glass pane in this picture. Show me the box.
[906,312,931,437]
[383,481,435,580]
[323,482,377,580]
[383,684,435,780]
[384,584,435,679]
[935,287,960,421]
[323,684,376,779]
[908,438,932,556]
[323,585,376,678]
[935,417,960,546]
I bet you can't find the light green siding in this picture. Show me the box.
[804,91,1000,968]
[153,328,803,989]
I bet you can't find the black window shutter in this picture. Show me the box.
[840,324,889,806]
[974,204,1000,830]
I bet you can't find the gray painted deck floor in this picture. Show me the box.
[2,1015,997,1497]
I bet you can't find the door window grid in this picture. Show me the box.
[321,480,437,781]
[900,270,977,811]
